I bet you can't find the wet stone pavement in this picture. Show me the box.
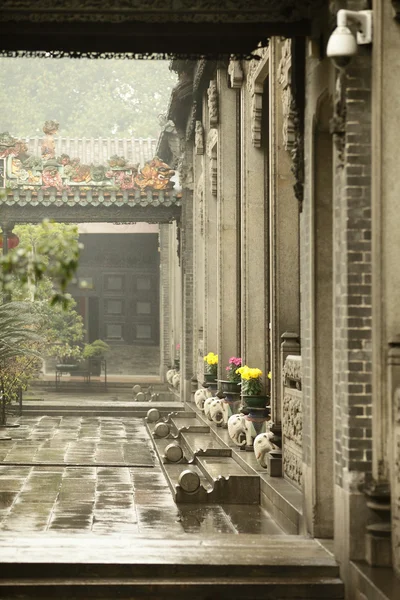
[0,416,282,536]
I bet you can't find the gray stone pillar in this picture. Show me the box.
[158,224,170,380]
[240,61,268,382]
[270,38,300,425]
[216,66,241,377]
[203,90,218,358]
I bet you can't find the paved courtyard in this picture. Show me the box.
[0,416,282,536]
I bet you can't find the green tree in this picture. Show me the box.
[1,219,82,307]
[0,58,177,139]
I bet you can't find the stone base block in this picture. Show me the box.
[267,450,282,477]
[365,525,392,567]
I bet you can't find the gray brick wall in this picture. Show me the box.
[334,49,373,485]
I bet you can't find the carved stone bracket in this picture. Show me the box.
[195,121,204,155]
[207,80,219,128]
[246,46,269,148]
[207,128,218,196]
[228,59,244,89]
[330,71,346,167]
[392,1,400,20]
[277,40,296,152]
[178,153,194,191]
[277,39,304,205]
[186,101,198,142]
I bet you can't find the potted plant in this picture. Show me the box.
[236,365,270,409]
[203,351,218,385]
[219,356,242,394]
[82,339,110,376]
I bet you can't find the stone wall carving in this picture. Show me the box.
[283,451,302,487]
[277,39,304,205]
[195,121,204,155]
[283,391,302,446]
[283,354,302,386]
[207,80,219,128]
[207,128,218,196]
[282,354,303,488]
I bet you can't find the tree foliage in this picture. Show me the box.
[1,219,82,307]
[0,58,177,139]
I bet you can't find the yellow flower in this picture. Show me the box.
[204,352,218,366]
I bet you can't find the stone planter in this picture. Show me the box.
[219,380,241,394]
[242,395,270,409]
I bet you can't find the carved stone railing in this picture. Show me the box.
[282,354,302,488]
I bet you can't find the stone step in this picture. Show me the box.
[180,431,231,459]
[0,534,344,598]
[0,577,345,598]
[196,455,260,504]
[169,414,210,435]
[163,462,214,502]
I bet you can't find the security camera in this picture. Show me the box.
[327,9,373,69]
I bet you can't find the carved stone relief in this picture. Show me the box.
[195,121,204,155]
[196,171,205,236]
[207,80,219,128]
[282,354,303,488]
[277,39,304,205]
[228,59,244,89]
[207,128,218,196]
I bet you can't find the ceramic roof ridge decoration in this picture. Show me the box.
[0,123,178,205]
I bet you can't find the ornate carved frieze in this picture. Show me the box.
[228,59,244,89]
[207,80,219,128]
[195,121,204,155]
[206,128,218,196]
[277,39,304,205]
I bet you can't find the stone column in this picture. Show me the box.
[270,38,300,426]
[158,225,170,379]
[216,65,241,377]
[203,89,218,359]
[372,1,400,577]
[179,149,194,401]
[1,222,14,304]
[240,60,268,380]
